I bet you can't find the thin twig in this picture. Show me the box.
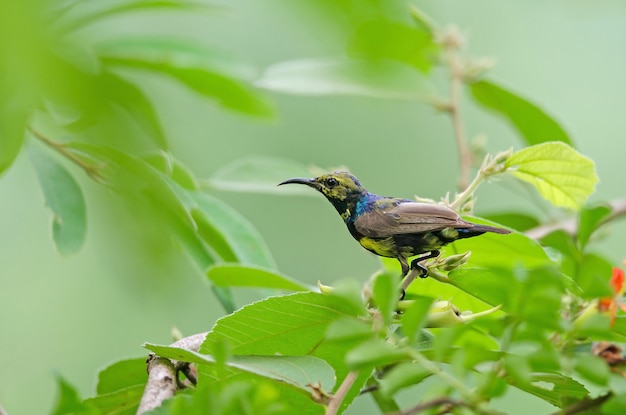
[28,127,104,182]
[526,198,626,240]
[549,393,612,415]
[325,371,360,415]
[136,332,208,415]
[448,54,472,191]
[387,397,466,415]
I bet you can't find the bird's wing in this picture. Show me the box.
[354,202,470,238]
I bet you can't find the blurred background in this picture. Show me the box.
[1,0,626,413]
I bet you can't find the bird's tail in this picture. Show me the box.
[471,224,511,235]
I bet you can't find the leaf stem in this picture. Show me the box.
[29,127,103,182]
[448,53,472,191]
[325,371,360,415]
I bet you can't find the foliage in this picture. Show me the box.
[2,1,625,415]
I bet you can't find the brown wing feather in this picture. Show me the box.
[354,202,470,238]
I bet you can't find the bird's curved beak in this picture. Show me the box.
[278,177,318,188]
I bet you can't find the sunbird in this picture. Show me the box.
[279,171,510,277]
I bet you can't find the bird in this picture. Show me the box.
[278,171,510,278]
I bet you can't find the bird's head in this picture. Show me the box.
[279,171,367,210]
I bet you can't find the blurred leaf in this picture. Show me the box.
[206,264,310,291]
[511,373,588,408]
[348,20,438,72]
[100,38,273,117]
[101,71,168,149]
[469,80,572,146]
[145,343,335,393]
[29,143,87,255]
[482,212,540,232]
[325,317,373,343]
[191,192,276,268]
[504,142,598,210]
[372,271,397,325]
[574,354,610,386]
[257,57,434,100]
[577,253,613,299]
[379,361,431,397]
[603,393,626,415]
[51,375,94,415]
[209,155,312,194]
[97,37,254,80]
[53,0,212,34]
[144,151,198,190]
[400,297,433,345]
[97,358,148,395]
[578,204,612,249]
[0,91,29,175]
[346,339,410,369]
[449,266,565,328]
[84,385,144,415]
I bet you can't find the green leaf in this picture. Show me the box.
[84,385,144,415]
[574,354,610,386]
[29,143,87,255]
[577,253,613,299]
[325,317,373,343]
[469,80,572,146]
[100,38,273,117]
[379,361,431,397]
[347,20,438,72]
[54,0,212,34]
[101,71,168,149]
[345,339,410,369]
[51,375,93,415]
[209,155,312,194]
[97,358,148,395]
[400,297,434,345]
[206,264,310,291]
[510,373,588,408]
[372,271,397,325]
[504,142,598,210]
[191,192,276,268]
[0,90,28,175]
[200,292,367,413]
[578,204,612,249]
[144,344,335,393]
[256,57,434,100]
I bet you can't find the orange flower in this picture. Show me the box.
[598,267,626,326]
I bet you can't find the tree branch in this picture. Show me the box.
[136,356,177,415]
[549,393,612,415]
[136,332,208,415]
[387,397,467,415]
[325,371,360,415]
[28,127,104,182]
[525,198,626,240]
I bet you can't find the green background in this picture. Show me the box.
[1,1,625,414]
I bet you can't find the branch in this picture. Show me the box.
[28,127,104,182]
[325,371,360,415]
[136,332,208,415]
[549,393,612,415]
[525,198,626,240]
[136,356,177,415]
[387,397,467,415]
[448,53,472,191]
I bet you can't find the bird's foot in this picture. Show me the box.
[410,259,429,278]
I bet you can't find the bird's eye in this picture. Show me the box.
[325,177,338,187]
